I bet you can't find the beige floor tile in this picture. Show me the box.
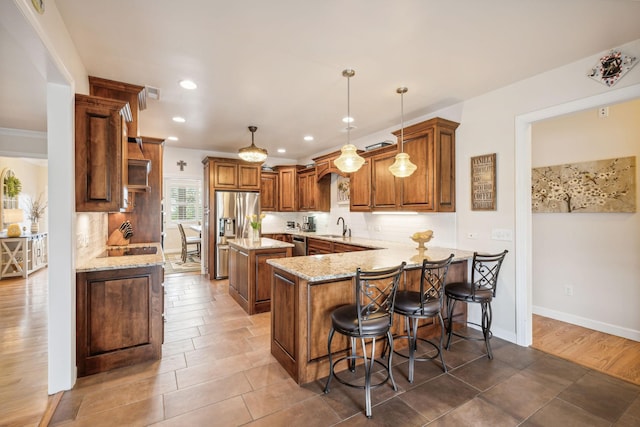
[243,362,292,390]
[68,395,165,427]
[77,371,177,418]
[164,371,252,419]
[242,377,318,419]
[150,396,252,427]
[176,354,252,388]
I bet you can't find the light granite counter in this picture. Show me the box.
[267,237,473,282]
[75,242,165,272]
[227,237,294,250]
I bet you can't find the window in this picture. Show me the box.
[166,178,202,224]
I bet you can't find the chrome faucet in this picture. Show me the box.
[337,216,347,236]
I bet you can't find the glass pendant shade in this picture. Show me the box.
[388,152,417,177]
[334,144,365,173]
[389,87,416,178]
[336,69,365,174]
[238,126,268,163]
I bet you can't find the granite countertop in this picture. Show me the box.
[266,234,474,282]
[227,237,294,250]
[76,242,165,272]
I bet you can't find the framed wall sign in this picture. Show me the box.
[471,153,496,211]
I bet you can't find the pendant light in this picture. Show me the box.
[334,69,365,173]
[238,125,268,163]
[388,87,417,177]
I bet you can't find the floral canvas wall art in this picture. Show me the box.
[532,156,636,213]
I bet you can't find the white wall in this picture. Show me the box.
[531,100,640,339]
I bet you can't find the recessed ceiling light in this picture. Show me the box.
[172,116,186,123]
[277,148,286,153]
[179,79,197,90]
[167,136,179,141]
[304,135,314,141]
[342,116,354,123]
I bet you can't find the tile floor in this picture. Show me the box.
[49,273,640,426]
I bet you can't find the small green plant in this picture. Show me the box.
[4,175,22,198]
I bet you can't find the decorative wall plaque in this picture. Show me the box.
[471,153,496,211]
[588,50,637,87]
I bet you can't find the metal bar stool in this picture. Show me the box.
[323,262,406,418]
[393,254,454,382]
[445,250,508,359]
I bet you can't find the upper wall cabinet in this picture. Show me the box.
[277,165,301,212]
[260,171,278,211]
[75,94,133,212]
[297,167,330,212]
[394,117,459,212]
[89,76,146,138]
[203,157,261,191]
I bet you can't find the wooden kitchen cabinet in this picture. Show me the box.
[297,168,330,212]
[260,171,278,211]
[76,265,163,376]
[228,242,292,315]
[277,166,301,212]
[89,75,146,139]
[394,117,459,212]
[75,94,132,212]
[307,237,332,255]
[349,156,372,212]
[204,157,261,191]
[370,145,400,210]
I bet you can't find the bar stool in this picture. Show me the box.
[393,254,454,382]
[445,250,508,359]
[324,262,405,418]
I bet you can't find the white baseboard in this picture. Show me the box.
[465,322,518,345]
[533,306,640,341]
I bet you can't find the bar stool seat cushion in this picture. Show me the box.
[445,282,493,302]
[394,291,441,317]
[331,305,390,335]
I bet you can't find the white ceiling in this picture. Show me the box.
[3,0,640,162]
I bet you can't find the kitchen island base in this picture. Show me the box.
[270,260,468,385]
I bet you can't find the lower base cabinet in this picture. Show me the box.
[76,265,163,377]
[228,245,292,315]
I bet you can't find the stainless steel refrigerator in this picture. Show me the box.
[214,190,260,279]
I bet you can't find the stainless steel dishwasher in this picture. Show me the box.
[292,235,307,256]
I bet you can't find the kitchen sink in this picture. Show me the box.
[316,234,346,238]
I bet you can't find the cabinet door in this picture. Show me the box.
[297,171,314,211]
[350,159,371,211]
[213,162,238,188]
[435,126,456,212]
[260,172,278,211]
[75,94,129,212]
[238,164,261,190]
[371,152,398,209]
[278,167,298,211]
[76,266,162,376]
[307,238,332,255]
[255,251,287,303]
[400,130,435,211]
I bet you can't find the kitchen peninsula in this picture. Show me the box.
[228,237,293,315]
[266,238,473,384]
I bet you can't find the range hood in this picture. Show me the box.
[127,137,152,192]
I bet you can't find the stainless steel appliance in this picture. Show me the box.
[292,235,307,256]
[302,215,316,232]
[214,190,260,279]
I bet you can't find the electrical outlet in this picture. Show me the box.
[564,285,573,296]
[598,107,609,118]
[491,229,513,241]
[467,232,478,239]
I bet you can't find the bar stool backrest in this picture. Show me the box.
[470,250,508,299]
[355,262,406,334]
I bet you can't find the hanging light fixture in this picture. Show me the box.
[334,69,365,173]
[388,87,417,178]
[238,125,268,163]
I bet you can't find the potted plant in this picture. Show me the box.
[25,193,47,233]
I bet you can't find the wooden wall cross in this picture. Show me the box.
[177,160,187,171]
